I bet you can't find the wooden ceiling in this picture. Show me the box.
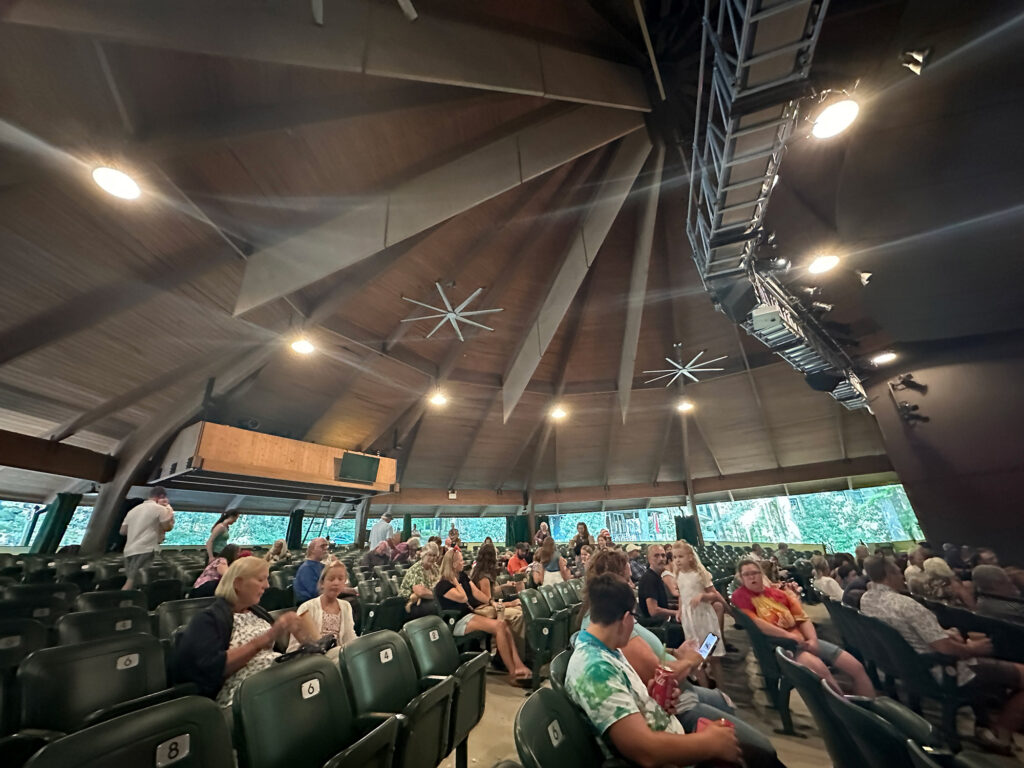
[0,0,894,513]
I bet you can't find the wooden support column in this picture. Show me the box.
[0,429,116,482]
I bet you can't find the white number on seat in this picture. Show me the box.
[380,648,393,664]
[32,607,50,618]
[114,619,133,631]
[116,653,140,670]
[155,734,190,766]
[547,720,563,747]
[301,678,320,699]
[428,630,439,642]
[118,600,133,608]
[0,636,20,650]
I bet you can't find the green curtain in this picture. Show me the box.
[402,514,412,540]
[30,493,82,554]
[505,516,530,548]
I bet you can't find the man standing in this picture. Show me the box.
[566,573,739,767]
[120,487,175,590]
[625,544,647,584]
[293,537,329,603]
[637,545,682,647]
[368,511,395,548]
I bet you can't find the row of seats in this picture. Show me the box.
[518,581,583,689]
[2,615,489,768]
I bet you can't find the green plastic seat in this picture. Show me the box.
[548,649,571,694]
[906,740,1001,768]
[75,590,147,613]
[141,578,184,610]
[338,629,455,768]
[554,581,578,607]
[514,687,626,768]
[55,606,151,645]
[0,619,47,736]
[4,582,79,605]
[520,589,569,689]
[401,615,490,768]
[538,584,567,613]
[268,571,292,591]
[17,633,169,734]
[137,564,178,585]
[155,597,217,640]
[357,580,406,634]
[23,695,234,768]
[0,597,69,627]
[234,655,399,768]
[566,580,584,603]
[729,607,798,735]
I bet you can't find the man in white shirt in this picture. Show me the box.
[120,486,175,590]
[368,511,395,548]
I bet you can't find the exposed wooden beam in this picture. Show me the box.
[233,104,645,315]
[618,144,663,424]
[733,326,782,468]
[493,413,545,493]
[689,409,726,477]
[447,389,501,490]
[650,408,674,484]
[369,454,896,506]
[0,429,116,483]
[503,128,652,421]
[394,414,424,487]
[6,0,649,111]
[836,402,848,460]
[600,393,618,488]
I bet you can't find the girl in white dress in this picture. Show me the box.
[663,540,726,686]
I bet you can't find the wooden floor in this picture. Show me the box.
[448,608,1024,768]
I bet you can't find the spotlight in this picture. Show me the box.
[550,405,567,420]
[808,254,840,274]
[870,351,897,366]
[429,390,447,406]
[810,301,833,313]
[811,98,859,139]
[772,256,791,271]
[290,338,315,354]
[92,167,140,199]
[676,399,694,413]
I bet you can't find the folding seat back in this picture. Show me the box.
[138,564,179,585]
[539,584,567,612]
[820,679,918,768]
[155,597,217,640]
[339,630,455,768]
[514,687,616,768]
[142,578,184,610]
[268,571,291,591]
[554,581,578,607]
[0,619,47,735]
[23,695,234,768]
[55,606,151,645]
[4,582,79,605]
[0,597,69,627]
[18,633,167,733]
[548,649,571,694]
[75,590,147,613]
[234,655,398,768]
[730,607,798,735]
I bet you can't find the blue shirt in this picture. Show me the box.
[293,559,325,602]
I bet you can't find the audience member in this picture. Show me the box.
[841,566,870,609]
[637,545,682,647]
[570,522,596,556]
[435,548,530,685]
[368,510,395,548]
[775,543,794,566]
[119,486,175,590]
[263,539,291,565]
[732,558,874,697]
[597,529,614,550]
[506,542,532,575]
[533,521,550,546]
[664,541,725,686]
[903,545,932,592]
[573,544,594,578]
[913,557,976,609]
[191,544,240,598]
[861,556,1024,754]
[400,541,441,619]
[625,544,647,583]
[175,557,305,706]
[293,538,329,603]
[471,542,525,656]
[566,573,741,767]
[942,542,971,578]
[972,547,1000,567]
[810,555,843,601]
[205,511,240,563]
[392,535,420,565]
[749,543,765,561]
[973,565,1024,624]
[854,544,870,572]
[529,537,570,586]
[288,561,356,658]
[361,540,392,570]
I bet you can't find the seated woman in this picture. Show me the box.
[400,541,441,619]
[175,556,305,706]
[810,555,844,601]
[288,561,356,658]
[913,556,976,609]
[528,537,571,587]
[264,539,291,565]
[731,557,874,697]
[470,542,525,656]
[434,548,531,685]
[190,544,240,598]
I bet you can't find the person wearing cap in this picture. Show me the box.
[625,543,647,584]
[368,510,395,548]
[597,529,613,550]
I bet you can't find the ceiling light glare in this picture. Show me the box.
[290,338,315,355]
[676,399,695,413]
[811,98,859,139]
[92,166,141,199]
[429,391,448,406]
[550,406,568,420]
[808,254,840,274]
[870,351,897,366]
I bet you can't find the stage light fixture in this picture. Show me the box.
[676,399,695,413]
[290,338,315,354]
[92,167,141,199]
[429,390,448,406]
[811,98,859,139]
[808,254,840,274]
[550,405,568,420]
[871,351,897,366]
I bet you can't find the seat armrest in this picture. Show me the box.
[455,650,491,679]
[355,713,395,733]
[0,730,65,768]
[419,674,451,692]
[82,684,196,728]
[403,674,455,720]
[858,696,940,747]
[766,636,799,651]
[323,714,400,768]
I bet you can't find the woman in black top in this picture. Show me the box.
[435,548,530,685]
[570,522,595,556]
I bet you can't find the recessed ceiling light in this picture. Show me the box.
[92,166,140,199]
[550,406,567,420]
[429,391,447,406]
[870,351,897,366]
[676,399,695,413]
[290,338,315,354]
[812,98,859,139]
[808,254,840,274]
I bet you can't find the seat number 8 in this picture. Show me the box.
[155,734,190,766]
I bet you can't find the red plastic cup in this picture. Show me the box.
[696,717,738,767]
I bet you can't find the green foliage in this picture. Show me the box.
[408,517,504,543]
[163,512,290,547]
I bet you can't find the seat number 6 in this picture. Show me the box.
[301,678,320,699]
[155,734,190,766]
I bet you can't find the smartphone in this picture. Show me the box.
[698,632,719,659]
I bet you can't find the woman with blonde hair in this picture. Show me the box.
[288,561,356,658]
[264,539,291,565]
[914,556,976,608]
[529,536,571,586]
[435,547,530,685]
[663,540,727,685]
